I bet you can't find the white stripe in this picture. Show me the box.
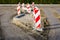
[17,6,20,10]
[28,11,31,13]
[35,20,41,28]
[34,11,40,19]
[26,4,30,8]
[18,11,20,14]
[27,8,31,13]
[24,7,27,10]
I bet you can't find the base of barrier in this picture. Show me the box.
[33,27,43,31]
[16,14,25,18]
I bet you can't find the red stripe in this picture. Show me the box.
[17,8,20,12]
[35,10,38,14]
[36,24,40,28]
[34,8,36,10]
[27,7,30,9]
[28,10,30,11]
[35,15,40,23]
[34,8,38,14]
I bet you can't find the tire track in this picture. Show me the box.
[50,7,60,15]
[0,15,4,40]
[43,8,60,40]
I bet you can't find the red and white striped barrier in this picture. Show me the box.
[33,7,42,31]
[32,2,34,8]
[22,3,25,11]
[17,2,20,16]
[26,4,31,13]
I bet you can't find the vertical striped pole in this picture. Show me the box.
[26,3,31,13]
[32,2,34,8]
[33,7,42,31]
[17,2,20,16]
[22,3,25,12]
